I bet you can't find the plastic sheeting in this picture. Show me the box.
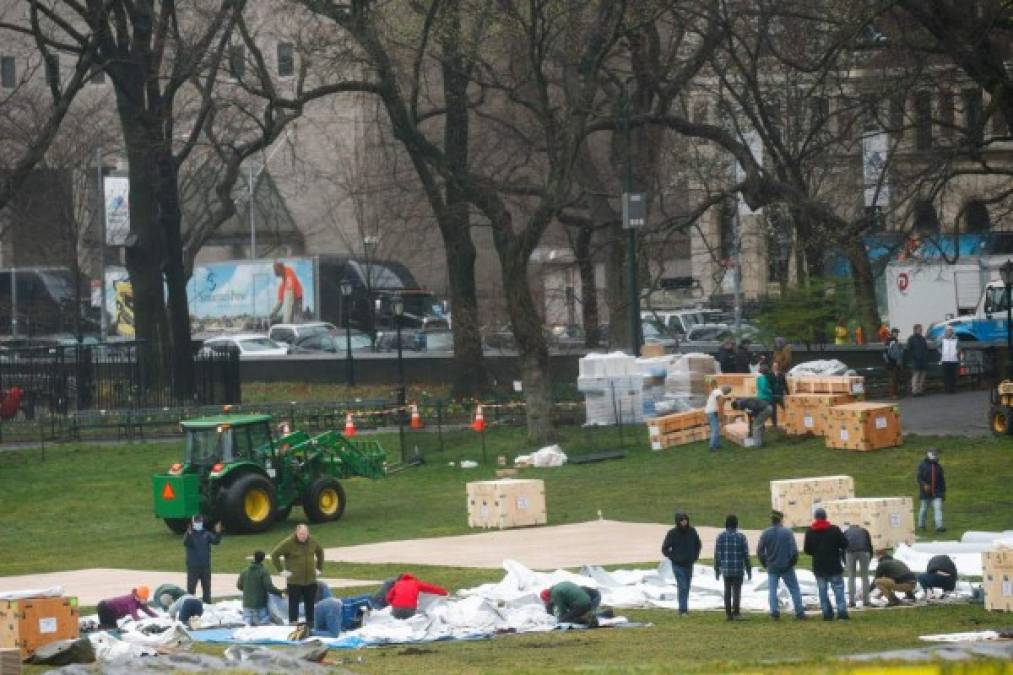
[961,530,1013,543]
[0,586,63,600]
[893,543,984,579]
[788,360,853,377]
[514,445,567,467]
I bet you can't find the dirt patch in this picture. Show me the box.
[397,647,436,656]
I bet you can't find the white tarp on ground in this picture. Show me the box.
[514,444,567,467]
[961,531,1013,544]
[0,586,63,600]
[788,360,852,377]
[897,532,1013,578]
[459,559,821,613]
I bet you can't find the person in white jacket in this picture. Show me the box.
[939,326,961,394]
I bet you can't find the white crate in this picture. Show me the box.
[467,479,546,529]
[770,475,855,528]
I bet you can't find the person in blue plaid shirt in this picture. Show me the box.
[714,514,752,620]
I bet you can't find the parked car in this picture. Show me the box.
[267,322,337,346]
[683,323,760,345]
[414,329,454,352]
[376,330,420,352]
[199,334,290,359]
[289,330,372,354]
[641,320,678,351]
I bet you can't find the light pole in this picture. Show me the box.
[622,78,642,356]
[393,294,407,462]
[1001,259,1013,379]
[341,280,355,386]
[363,235,378,348]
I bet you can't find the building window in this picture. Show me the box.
[914,91,932,150]
[1,56,14,88]
[229,44,245,80]
[44,53,59,87]
[962,88,983,145]
[277,42,294,77]
[913,199,941,235]
[964,200,991,234]
[939,92,954,139]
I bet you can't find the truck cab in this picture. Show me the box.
[927,281,1010,342]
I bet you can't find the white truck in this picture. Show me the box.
[885,259,1010,341]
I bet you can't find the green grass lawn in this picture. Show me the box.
[5,426,1013,673]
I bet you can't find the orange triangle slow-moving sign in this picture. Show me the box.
[161,482,176,500]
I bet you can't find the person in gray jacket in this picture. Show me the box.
[756,510,805,620]
[844,521,874,608]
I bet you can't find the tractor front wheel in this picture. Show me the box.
[302,477,346,523]
[222,473,277,533]
[989,404,1013,435]
[164,518,189,535]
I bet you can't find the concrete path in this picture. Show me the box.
[898,390,991,437]
[324,519,802,570]
[0,569,377,607]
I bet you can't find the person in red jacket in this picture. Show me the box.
[385,574,448,619]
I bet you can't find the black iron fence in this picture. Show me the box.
[0,341,240,417]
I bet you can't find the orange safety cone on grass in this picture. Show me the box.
[471,404,486,432]
[409,404,424,430]
[344,412,357,437]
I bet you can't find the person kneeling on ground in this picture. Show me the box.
[312,597,345,637]
[238,550,285,626]
[167,594,204,628]
[730,398,772,445]
[541,581,602,627]
[714,514,752,621]
[386,574,448,619]
[803,508,849,621]
[873,551,917,606]
[661,511,702,616]
[918,554,958,599]
[97,586,158,630]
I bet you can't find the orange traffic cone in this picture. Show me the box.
[471,404,485,433]
[344,413,357,437]
[410,404,424,430]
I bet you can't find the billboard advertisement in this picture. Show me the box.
[103,258,317,337]
[104,176,130,246]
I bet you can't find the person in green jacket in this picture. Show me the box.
[271,523,325,625]
[238,550,284,625]
[540,581,602,627]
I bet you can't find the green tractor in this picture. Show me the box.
[152,413,386,534]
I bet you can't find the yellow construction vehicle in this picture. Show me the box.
[989,381,1013,435]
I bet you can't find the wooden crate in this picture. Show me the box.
[782,393,854,437]
[467,479,546,529]
[0,648,19,675]
[770,475,855,528]
[824,402,902,451]
[0,597,79,660]
[649,425,710,450]
[787,375,865,396]
[982,549,1013,612]
[706,373,757,397]
[823,497,915,550]
[721,420,758,447]
[648,409,707,434]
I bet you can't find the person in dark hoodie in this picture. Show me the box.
[716,338,737,374]
[237,550,284,626]
[803,508,849,621]
[734,339,755,373]
[873,551,917,606]
[183,514,223,604]
[714,514,752,620]
[917,554,958,599]
[917,449,946,532]
[757,510,805,620]
[661,511,702,616]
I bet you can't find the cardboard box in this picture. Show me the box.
[782,393,855,437]
[721,420,754,446]
[787,375,865,395]
[467,479,546,529]
[0,596,79,659]
[706,373,758,397]
[770,475,856,528]
[983,549,1013,612]
[825,402,902,451]
[640,343,666,358]
[823,497,915,550]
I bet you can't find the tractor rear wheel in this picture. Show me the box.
[989,404,1013,435]
[164,518,189,535]
[222,473,277,533]
[302,477,346,523]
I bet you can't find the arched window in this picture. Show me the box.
[964,200,991,234]
[913,199,941,235]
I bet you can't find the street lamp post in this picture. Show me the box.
[393,294,407,461]
[340,280,355,386]
[622,78,642,356]
[1001,259,1013,380]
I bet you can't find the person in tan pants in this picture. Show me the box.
[873,552,917,606]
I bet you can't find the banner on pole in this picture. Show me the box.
[104,176,130,246]
[862,131,891,207]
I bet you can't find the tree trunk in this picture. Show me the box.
[574,225,600,348]
[442,214,487,396]
[842,234,881,334]
[604,224,629,349]
[156,152,194,400]
[500,241,556,444]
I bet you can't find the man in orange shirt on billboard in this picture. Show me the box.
[270,261,304,324]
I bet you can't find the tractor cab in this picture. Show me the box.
[182,415,275,470]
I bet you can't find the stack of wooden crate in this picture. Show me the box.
[706,373,758,397]
[823,497,915,549]
[0,596,79,660]
[466,479,547,530]
[782,393,854,436]
[646,409,709,450]
[982,549,1013,612]
[824,402,902,451]
[769,475,856,527]
[788,375,865,396]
